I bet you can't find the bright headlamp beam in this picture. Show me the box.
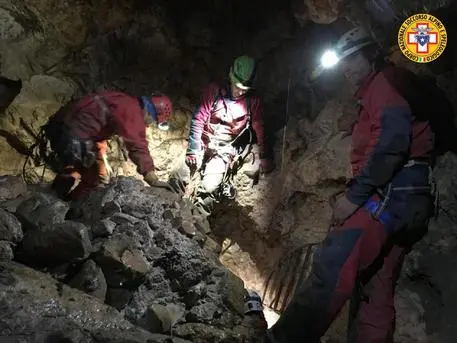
[320,49,340,68]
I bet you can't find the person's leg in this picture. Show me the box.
[346,244,406,343]
[96,140,110,184]
[347,223,428,343]
[193,155,228,216]
[268,208,388,343]
[200,155,227,193]
[68,163,99,200]
[52,165,81,200]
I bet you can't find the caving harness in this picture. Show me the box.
[363,159,438,225]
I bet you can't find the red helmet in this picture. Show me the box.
[151,95,173,124]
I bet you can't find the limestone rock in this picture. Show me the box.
[0,137,24,177]
[0,175,27,202]
[17,220,92,268]
[0,240,13,261]
[394,289,428,342]
[174,323,243,343]
[74,178,249,340]
[0,208,22,243]
[0,261,193,343]
[91,218,116,238]
[0,8,24,41]
[140,303,186,334]
[15,192,69,231]
[292,0,345,24]
[0,75,76,150]
[93,236,149,288]
[68,259,107,302]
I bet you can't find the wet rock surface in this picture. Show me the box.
[0,176,27,202]
[68,259,107,302]
[17,220,92,268]
[0,177,258,342]
[0,261,193,343]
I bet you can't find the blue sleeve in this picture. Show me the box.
[347,105,412,205]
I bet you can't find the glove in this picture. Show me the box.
[97,141,112,185]
[185,153,203,171]
[144,171,172,190]
[99,153,113,184]
[260,159,275,174]
[185,154,198,168]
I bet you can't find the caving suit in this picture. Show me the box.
[45,91,155,200]
[187,83,266,193]
[268,66,435,343]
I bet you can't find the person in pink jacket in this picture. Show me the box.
[185,55,274,214]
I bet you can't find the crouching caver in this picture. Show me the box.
[183,56,274,215]
[263,27,437,343]
[45,91,173,200]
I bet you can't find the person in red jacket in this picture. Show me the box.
[45,91,173,200]
[184,55,274,214]
[263,27,436,343]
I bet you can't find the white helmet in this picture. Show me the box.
[244,289,263,314]
[336,27,376,59]
[309,27,376,81]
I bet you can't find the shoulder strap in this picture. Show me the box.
[245,95,252,128]
[210,91,220,114]
[206,88,222,125]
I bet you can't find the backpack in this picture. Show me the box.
[381,67,457,156]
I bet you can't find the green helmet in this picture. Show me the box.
[229,55,256,90]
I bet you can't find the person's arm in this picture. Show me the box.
[347,81,412,205]
[113,103,154,176]
[187,84,218,155]
[250,96,267,159]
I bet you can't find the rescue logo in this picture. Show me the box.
[398,13,447,63]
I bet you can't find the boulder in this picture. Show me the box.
[15,192,69,231]
[0,261,193,343]
[68,259,107,302]
[17,221,92,268]
[0,208,23,243]
[93,235,149,288]
[0,176,27,202]
[91,218,116,238]
[0,75,76,150]
[69,178,250,341]
[0,240,13,261]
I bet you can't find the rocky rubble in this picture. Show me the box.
[0,176,265,343]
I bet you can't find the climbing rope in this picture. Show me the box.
[280,75,291,173]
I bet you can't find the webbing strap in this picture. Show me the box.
[209,88,252,129]
[364,199,390,224]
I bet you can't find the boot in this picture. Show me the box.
[193,192,216,217]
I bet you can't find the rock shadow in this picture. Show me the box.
[208,199,285,304]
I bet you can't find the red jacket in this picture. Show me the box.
[347,66,434,205]
[52,91,154,175]
[187,83,266,158]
